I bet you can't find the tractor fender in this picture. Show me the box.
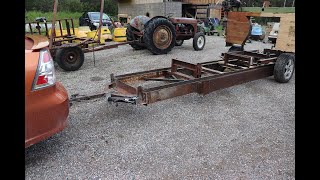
[129,15,151,31]
[143,16,170,29]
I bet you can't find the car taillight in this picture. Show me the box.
[32,49,56,90]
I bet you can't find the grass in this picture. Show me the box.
[25,11,82,28]
[242,7,295,13]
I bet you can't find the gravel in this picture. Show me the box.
[25,36,295,179]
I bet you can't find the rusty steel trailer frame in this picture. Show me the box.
[105,49,280,105]
[26,18,134,53]
[25,0,133,53]
[25,0,137,71]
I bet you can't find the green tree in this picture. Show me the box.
[25,0,118,14]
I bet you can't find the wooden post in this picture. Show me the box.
[97,0,104,44]
[49,0,58,49]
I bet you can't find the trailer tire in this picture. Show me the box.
[126,25,145,50]
[193,32,206,51]
[274,53,295,83]
[143,17,176,54]
[55,46,84,71]
[175,39,184,46]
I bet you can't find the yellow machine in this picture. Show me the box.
[117,14,131,27]
[86,27,113,44]
[74,26,91,38]
[112,27,127,42]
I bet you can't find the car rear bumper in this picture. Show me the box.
[25,82,69,148]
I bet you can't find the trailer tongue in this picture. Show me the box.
[107,49,293,106]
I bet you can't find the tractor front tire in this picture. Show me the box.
[193,32,206,51]
[274,53,295,83]
[55,46,84,71]
[143,18,176,55]
[126,25,145,50]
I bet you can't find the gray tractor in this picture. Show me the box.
[126,15,206,55]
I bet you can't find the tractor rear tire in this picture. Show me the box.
[55,46,84,71]
[175,39,184,46]
[143,18,176,55]
[126,25,145,50]
[274,53,295,83]
[193,32,206,51]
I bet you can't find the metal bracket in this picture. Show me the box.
[107,94,138,106]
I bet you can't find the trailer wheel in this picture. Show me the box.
[143,17,176,54]
[55,46,84,71]
[274,53,295,83]
[175,39,184,46]
[126,25,145,50]
[193,32,206,51]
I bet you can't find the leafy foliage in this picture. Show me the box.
[25,0,118,15]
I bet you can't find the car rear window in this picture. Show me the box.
[90,13,110,20]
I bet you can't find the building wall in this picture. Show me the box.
[118,0,164,4]
[118,2,182,18]
[182,0,219,4]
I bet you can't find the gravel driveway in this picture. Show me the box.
[25,36,295,179]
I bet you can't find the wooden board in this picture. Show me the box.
[226,12,295,53]
[226,12,260,45]
[273,14,295,53]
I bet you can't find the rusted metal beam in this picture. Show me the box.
[199,65,274,95]
[58,20,63,36]
[144,81,200,104]
[82,41,133,53]
[168,71,195,80]
[71,19,75,35]
[171,59,202,78]
[257,57,277,64]
[49,0,58,49]
[144,78,184,82]
[28,23,33,34]
[202,67,224,74]
[97,0,104,44]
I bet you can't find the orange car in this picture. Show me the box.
[25,35,69,148]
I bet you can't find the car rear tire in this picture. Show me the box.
[143,17,176,54]
[193,32,206,51]
[126,25,146,50]
[55,46,84,71]
[274,53,295,83]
